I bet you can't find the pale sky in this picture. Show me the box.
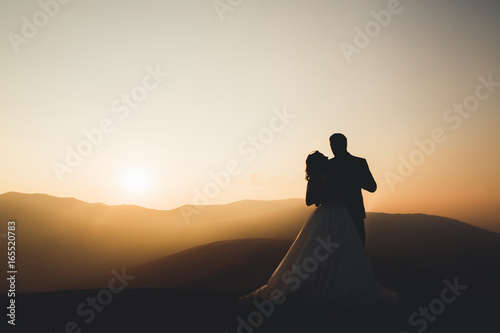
[1,0,499,230]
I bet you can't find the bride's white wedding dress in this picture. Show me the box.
[251,198,396,307]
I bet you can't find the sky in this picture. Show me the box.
[1,0,499,230]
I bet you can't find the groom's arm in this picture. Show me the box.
[360,159,377,193]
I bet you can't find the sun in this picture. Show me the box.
[121,167,151,193]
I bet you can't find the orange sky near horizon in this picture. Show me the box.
[1,1,499,231]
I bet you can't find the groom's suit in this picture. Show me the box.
[329,153,377,247]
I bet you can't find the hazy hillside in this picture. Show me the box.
[365,213,500,280]
[1,192,499,293]
[79,238,294,291]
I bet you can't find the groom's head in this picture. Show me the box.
[330,133,348,156]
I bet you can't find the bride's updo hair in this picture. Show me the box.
[305,151,328,181]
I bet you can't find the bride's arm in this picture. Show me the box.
[306,179,319,206]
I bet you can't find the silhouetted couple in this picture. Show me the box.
[307,133,376,247]
[242,133,398,307]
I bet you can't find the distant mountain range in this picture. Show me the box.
[0,192,499,293]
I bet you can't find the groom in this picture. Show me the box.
[329,133,377,247]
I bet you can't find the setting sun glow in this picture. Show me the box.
[121,167,151,193]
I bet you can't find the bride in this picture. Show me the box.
[243,151,396,307]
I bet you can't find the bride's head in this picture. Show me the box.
[305,151,328,180]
